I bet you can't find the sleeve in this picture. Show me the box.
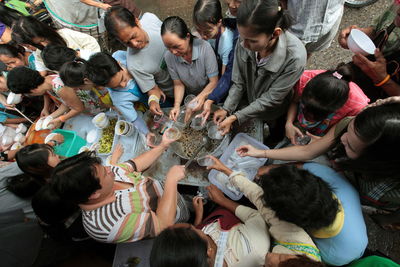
[203,42,219,78]
[132,115,149,135]
[234,205,261,223]
[60,29,101,52]
[208,31,238,103]
[219,32,234,66]
[222,42,246,113]
[33,50,49,72]
[129,64,157,93]
[233,57,305,123]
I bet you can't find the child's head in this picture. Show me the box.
[7,66,46,95]
[0,44,26,70]
[59,58,92,88]
[193,0,223,40]
[41,45,77,72]
[301,65,353,122]
[236,0,291,52]
[261,165,339,231]
[87,52,128,88]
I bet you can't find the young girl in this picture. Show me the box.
[214,0,307,135]
[193,0,239,120]
[285,65,370,144]
[0,44,35,70]
[161,16,219,120]
[11,16,100,75]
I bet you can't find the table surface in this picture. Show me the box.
[64,112,263,187]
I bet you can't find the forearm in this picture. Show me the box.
[132,144,168,171]
[148,86,163,99]
[80,0,109,9]
[49,104,70,118]
[156,177,178,229]
[199,79,218,98]
[173,84,185,108]
[380,79,400,97]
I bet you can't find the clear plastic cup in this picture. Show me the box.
[190,116,205,131]
[165,126,182,140]
[184,95,198,109]
[149,133,162,146]
[208,125,223,140]
[197,155,214,166]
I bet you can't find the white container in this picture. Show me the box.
[208,133,269,200]
[208,125,224,140]
[348,29,376,55]
[6,92,22,105]
[92,112,110,129]
[35,117,46,131]
[14,133,26,143]
[115,120,134,136]
[11,142,23,150]
[42,116,54,130]
[86,129,98,143]
[16,123,27,134]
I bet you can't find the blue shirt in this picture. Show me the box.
[303,163,368,266]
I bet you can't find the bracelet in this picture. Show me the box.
[374,74,391,87]
[58,115,67,122]
[148,95,160,105]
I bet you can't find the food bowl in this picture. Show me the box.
[348,29,376,55]
[6,92,22,105]
[92,113,110,129]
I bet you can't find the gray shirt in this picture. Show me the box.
[165,38,219,95]
[127,13,174,97]
[223,31,307,123]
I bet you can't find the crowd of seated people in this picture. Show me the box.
[1,0,400,266]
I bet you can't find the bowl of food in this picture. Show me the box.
[348,29,376,55]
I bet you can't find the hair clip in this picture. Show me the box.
[277,6,282,12]
[332,71,342,80]
[73,58,84,64]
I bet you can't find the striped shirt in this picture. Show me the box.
[82,162,163,243]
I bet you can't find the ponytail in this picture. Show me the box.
[59,58,91,87]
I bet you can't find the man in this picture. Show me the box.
[51,132,188,243]
[104,6,174,116]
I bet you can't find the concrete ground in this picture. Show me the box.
[134,0,400,263]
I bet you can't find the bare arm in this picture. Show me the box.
[80,0,111,10]
[56,87,85,121]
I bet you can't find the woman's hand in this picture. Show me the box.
[285,122,304,145]
[149,101,164,116]
[236,144,264,158]
[218,115,236,135]
[40,108,50,118]
[166,165,186,183]
[200,99,213,122]
[191,94,207,112]
[47,118,63,130]
[353,48,388,84]
[305,131,321,144]
[206,155,232,175]
[213,108,228,124]
[192,196,204,216]
[160,128,177,147]
[110,144,124,165]
[169,106,180,121]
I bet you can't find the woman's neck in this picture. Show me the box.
[183,43,193,63]
[259,37,279,59]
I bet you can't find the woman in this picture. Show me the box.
[0,4,23,44]
[237,98,400,229]
[193,0,239,121]
[213,0,307,135]
[11,16,100,75]
[161,16,219,120]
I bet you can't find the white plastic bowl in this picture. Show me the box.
[348,29,376,55]
[86,129,98,143]
[6,92,22,105]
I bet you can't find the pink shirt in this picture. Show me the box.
[294,70,370,129]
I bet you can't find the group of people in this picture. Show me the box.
[1,0,400,266]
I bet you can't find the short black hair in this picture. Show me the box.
[279,255,326,267]
[87,52,122,86]
[6,173,44,199]
[7,66,45,94]
[104,6,138,40]
[0,3,23,27]
[0,43,25,58]
[51,151,102,204]
[261,165,339,231]
[150,226,208,267]
[41,45,77,71]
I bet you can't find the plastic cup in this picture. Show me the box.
[16,123,27,134]
[165,126,182,140]
[190,116,205,131]
[149,133,162,146]
[208,125,223,140]
[92,113,109,129]
[197,156,214,167]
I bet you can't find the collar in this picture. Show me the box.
[243,31,288,73]
[178,38,200,63]
[311,194,345,238]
